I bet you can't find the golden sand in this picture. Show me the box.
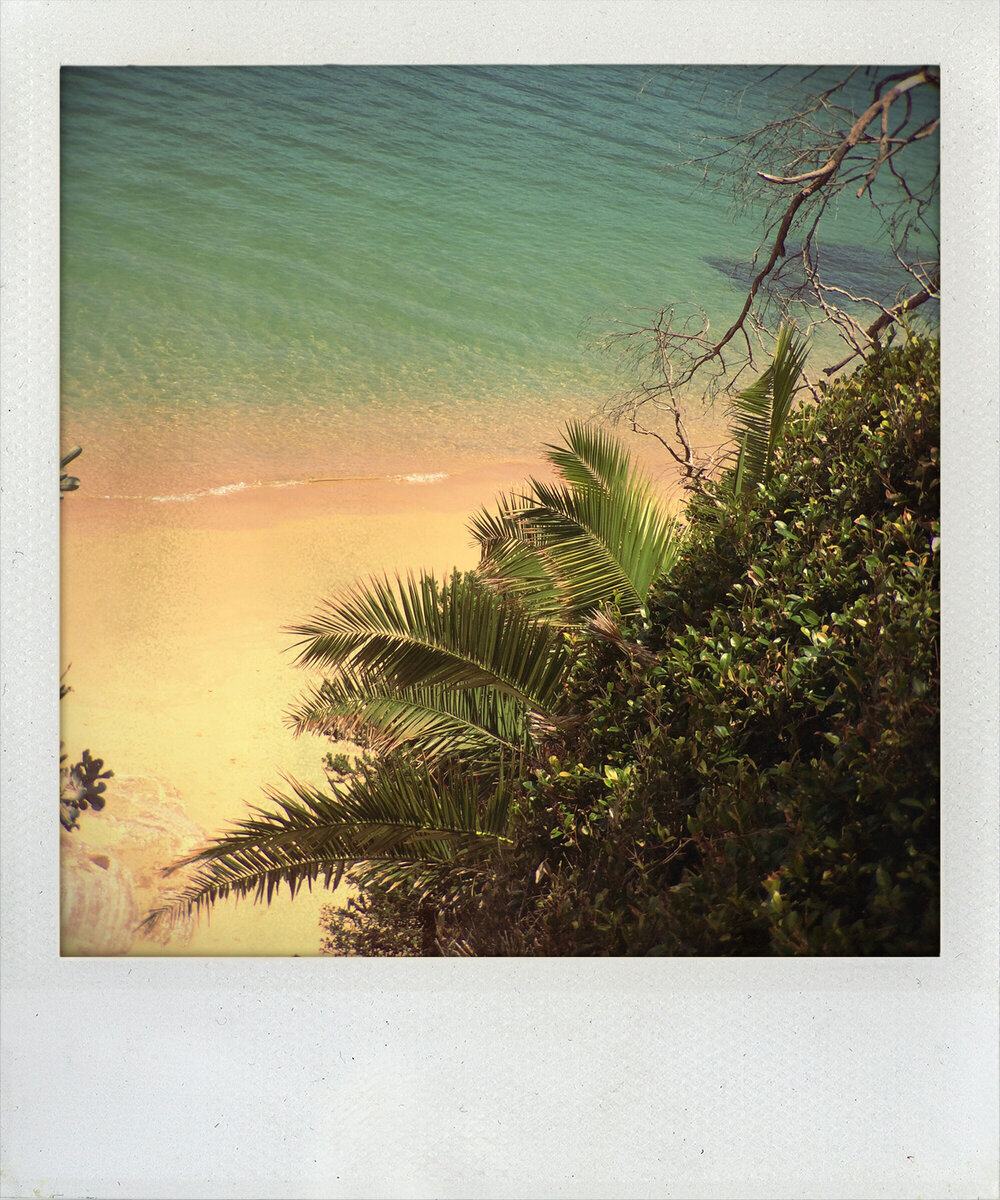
[60,462,546,955]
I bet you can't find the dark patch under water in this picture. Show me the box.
[705,241,935,308]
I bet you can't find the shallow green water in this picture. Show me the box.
[60,65,938,498]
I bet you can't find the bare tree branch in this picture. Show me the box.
[822,268,941,375]
[601,65,940,486]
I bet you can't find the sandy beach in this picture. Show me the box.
[60,460,547,955]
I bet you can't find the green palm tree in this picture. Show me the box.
[141,424,683,938]
[140,756,516,934]
[141,570,570,935]
[283,568,569,765]
[725,322,809,500]
[289,675,529,764]
[470,420,682,621]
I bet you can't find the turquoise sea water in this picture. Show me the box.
[60,66,939,498]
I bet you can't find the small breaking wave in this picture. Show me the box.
[390,472,450,485]
[102,478,306,502]
[101,471,451,503]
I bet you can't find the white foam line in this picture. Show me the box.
[390,472,450,484]
[151,480,251,502]
[99,471,451,502]
[101,478,302,502]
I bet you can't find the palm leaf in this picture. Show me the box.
[727,322,809,495]
[346,857,492,911]
[139,757,515,935]
[288,570,569,717]
[473,422,682,620]
[468,495,567,617]
[467,492,537,557]
[287,672,528,762]
[542,419,637,493]
[517,476,681,615]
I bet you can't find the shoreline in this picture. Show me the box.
[61,461,548,955]
[64,456,560,528]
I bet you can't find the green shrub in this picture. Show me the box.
[450,336,939,955]
[319,875,435,956]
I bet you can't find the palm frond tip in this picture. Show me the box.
[727,322,810,493]
[287,673,528,761]
[473,422,682,620]
[140,759,516,936]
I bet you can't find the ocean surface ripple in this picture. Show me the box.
[61,66,939,497]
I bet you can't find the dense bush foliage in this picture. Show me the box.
[319,873,434,956]
[437,336,939,955]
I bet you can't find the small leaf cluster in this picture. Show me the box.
[60,747,114,832]
[452,336,939,955]
[60,445,83,496]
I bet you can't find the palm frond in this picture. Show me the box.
[469,494,568,618]
[139,758,515,935]
[467,491,535,557]
[287,672,528,762]
[287,570,569,716]
[517,476,681,616]
[472,422,682,621]
[347,858,491,911]
[542,419,637,494]
[727,322,809,494]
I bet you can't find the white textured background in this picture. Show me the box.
[2,3,998,1198]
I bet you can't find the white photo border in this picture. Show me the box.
[1,2,997,1197]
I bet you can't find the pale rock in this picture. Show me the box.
[61,774,210,955]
